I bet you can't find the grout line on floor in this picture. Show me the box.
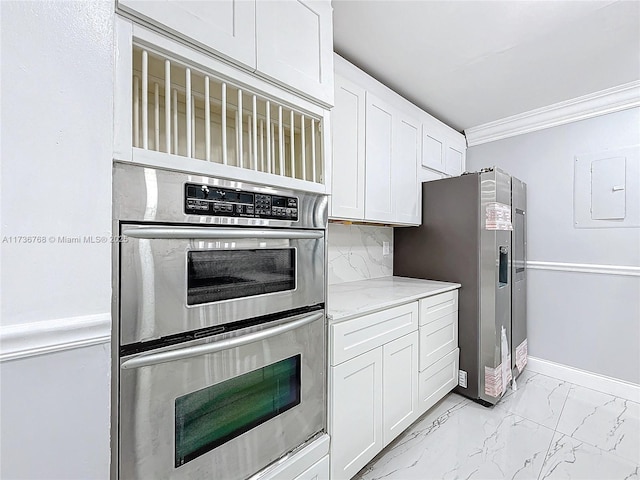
[535,381,573,480]
[553,382,573,432]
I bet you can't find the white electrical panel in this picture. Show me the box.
[591,156,626,220]
[574,145,640,228]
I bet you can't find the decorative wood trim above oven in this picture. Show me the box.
[0,313,110,362]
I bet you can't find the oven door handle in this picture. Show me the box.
[120,312,324,370]
[122,226,324,240]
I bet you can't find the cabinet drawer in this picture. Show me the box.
[294,455,329,480]
[418,348,459,415]
[419,290,458,326]
[259,436,329,480]
[331,302,419,366]
[419,311,458,371]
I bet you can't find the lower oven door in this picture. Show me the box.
[119,310,325,480]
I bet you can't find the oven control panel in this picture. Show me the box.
[185,184,298,221]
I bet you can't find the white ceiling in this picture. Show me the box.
[332,0,640,132]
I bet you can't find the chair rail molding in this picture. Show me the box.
[0,313,111,362]
[465,81,640,147]
[527,260,640,277]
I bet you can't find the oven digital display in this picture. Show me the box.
[184,183,298,221]
[174,355,301,467]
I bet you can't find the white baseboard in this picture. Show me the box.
[0,313,111,362]
[527,356,640,403]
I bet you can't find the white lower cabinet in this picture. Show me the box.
[382,331,419,446]
[330,347,383,480]
[418,348,460,414]
[416,290,460,417]
[329,303,419,479]
[329,291,459,479]
[419,312,457,370]
[259,435,330,480]
[294,455,330,480]
[330,334,420,480]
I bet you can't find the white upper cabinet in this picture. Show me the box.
[117,0,334,106]
[421,113,466,177]
[365,92,395,223]
[331,74,366,220]
[364,98,420,225]
[331,55,422,225]
[445,141,465,176]
[365,94,421,225]
[421,115,446,172]
[394,110,421,225]
[256,0,334,106]
[117,0,256,67]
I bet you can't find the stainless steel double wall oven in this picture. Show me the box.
[112,163,328,479]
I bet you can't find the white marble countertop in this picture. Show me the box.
[327,276,461,323]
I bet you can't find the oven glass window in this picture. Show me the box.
[174,355,301,467]
[187,249,295,305]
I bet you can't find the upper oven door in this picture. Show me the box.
[119,225,325,345]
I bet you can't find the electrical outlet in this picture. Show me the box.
[458,370,467,388]
[382,241,390,256]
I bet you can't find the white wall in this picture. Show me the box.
[1,1,114,326]
[0,344,111,480]
[0,1,114,477]
[328,223,393,284]
[467,107,640,385]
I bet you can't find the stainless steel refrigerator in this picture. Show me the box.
[394,168,527,406]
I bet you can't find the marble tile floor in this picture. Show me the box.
[354,371,639,480]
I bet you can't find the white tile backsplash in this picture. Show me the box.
[327,223,393,285]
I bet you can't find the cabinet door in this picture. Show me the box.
[330,348,383,480]
[365,93,395,223]
[118,0,256,68]
[256,0,334,106]
[382,331,419,446]
[394,112,421,225]
[445,143,465,176]
[330,74,366,220]
[422,127,446,173]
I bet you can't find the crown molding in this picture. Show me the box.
[465,81,640,147]
[0,313,111,362]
